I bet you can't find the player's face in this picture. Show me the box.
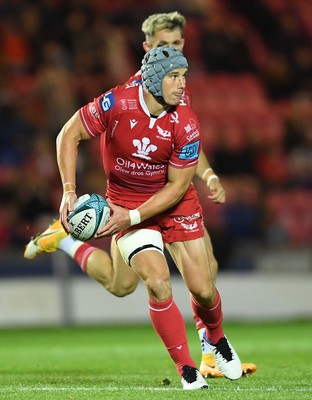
[162,68,187,106]
[143,29,185,52]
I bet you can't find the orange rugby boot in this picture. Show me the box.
[24,219,68,259]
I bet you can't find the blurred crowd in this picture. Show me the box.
[0,0,311,269]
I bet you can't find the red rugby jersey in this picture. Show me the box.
[79,84,201,202]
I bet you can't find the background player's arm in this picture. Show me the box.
[196,150,226,204]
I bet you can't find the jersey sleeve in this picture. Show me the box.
[124,71,142,87]
[79,90,116,138]
[169,107,201,169]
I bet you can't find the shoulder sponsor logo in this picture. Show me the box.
[178,140,200,160]
[90,103,99,119]
[185,118,197,133]
[100,92,114,112]
[186,128,200,142]
[125,79,142,89]
[185,118,199,141]
[132,137,157,160]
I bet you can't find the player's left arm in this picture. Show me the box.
[137,163,197,220]
[196,150,226,204]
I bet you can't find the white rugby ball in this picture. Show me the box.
[67,193,110,241]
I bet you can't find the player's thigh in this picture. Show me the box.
[130,249,171,302]
[110,238,140,295]
[202,226,218,284]
[166,237,215,298]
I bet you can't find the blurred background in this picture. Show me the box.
[0,0,311,326]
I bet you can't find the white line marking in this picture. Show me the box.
[0,387,311,392]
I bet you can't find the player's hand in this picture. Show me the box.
[207,178,226,204]
[95,202,131,237]
[59,191,77,233]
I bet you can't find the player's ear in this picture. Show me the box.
[143,41,152,52]
[180,38,185,49]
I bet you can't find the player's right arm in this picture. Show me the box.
[56,111,91,232]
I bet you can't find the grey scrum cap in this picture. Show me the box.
[141,46,188,98]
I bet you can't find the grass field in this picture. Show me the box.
[0,320,311,400]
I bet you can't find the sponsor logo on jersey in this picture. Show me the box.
[132,137,157,160]
[130,119,138,129]
[90,103,99,119]
[120,99,137,111]
[170,111,179,124]
[128,99,137,110]
[185,118,197,132]
[115,158,166,178]
[178,140,200,160]
[121,99,127,110]
[116,158,164,171]
[125,79,142,89]
[111,119,119,138]
[184,119,200,141]
[100,92,114,112]
[156,125,171,139]
[186,129,200,142]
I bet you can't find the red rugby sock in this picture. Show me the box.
[74,243,97,273]
[148,296,196,376]
[191,289,224,344]
[193,314,205,330]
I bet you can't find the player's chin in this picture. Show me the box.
[168,95,182,105]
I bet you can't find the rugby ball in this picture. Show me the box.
[67,193,110,241]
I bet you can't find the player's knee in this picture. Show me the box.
[110,281,139,297]
[190,285,215,304]
[145,277,172,302]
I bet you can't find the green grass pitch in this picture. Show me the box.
[0,321,311,399]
